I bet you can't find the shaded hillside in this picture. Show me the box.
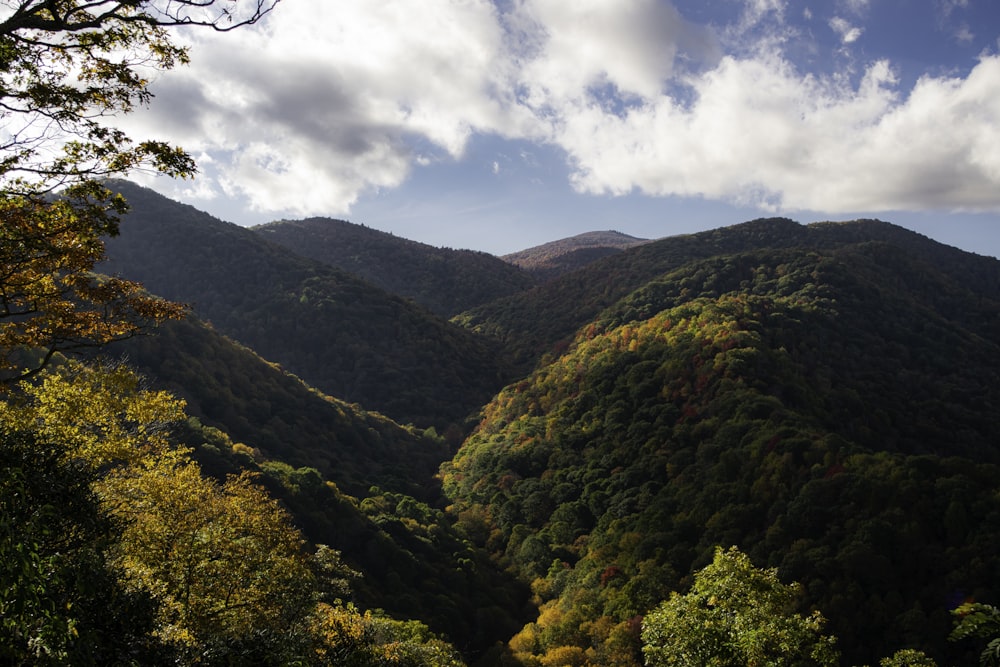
[100,318,529,659]
[254,218,535,317]
[502,230,650,280]
[106,317,448,499]
[459,218,1000,374]
[442,228,1000,665]
[99,181,507,429]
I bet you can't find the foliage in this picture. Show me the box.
[0,0,282,382]
[951,603,1000,667]
[0,429,166,665]
[310,603,467,666]
[641,546,838,666]
[0,182,188,384]
[878,649,938,666]
[110,315,455,497]
[0,358,185,465]
[255,217,535,318]
[443,232,1000,665]
[99,457,317,661]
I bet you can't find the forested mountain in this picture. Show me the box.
[254,217,535,317]
[442,220,1000,665]
[100,317,529,657]
[502,230,651,280]
[84,191,1000,665]
[106,317,448,499]
[458,218,1000,374]
[99,181,507,429]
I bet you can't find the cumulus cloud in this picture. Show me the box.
[132,0,528,215]
[127,0,1000,218]
[549,52,1000,213]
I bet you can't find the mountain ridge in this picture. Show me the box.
[88,185,1000,664]
[99,180,508,429]
[254,217,536,317]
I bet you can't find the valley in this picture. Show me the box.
[91,183,1000,665]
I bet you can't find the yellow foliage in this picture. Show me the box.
[540,645,588,667]
[0,360,185,468]
[509,622,540,655]
[98,456,314,650]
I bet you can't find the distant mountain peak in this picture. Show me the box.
[503,229,651,279]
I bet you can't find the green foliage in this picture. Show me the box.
[0,430,165,665]
[111,315,453,498]
[1,359,474,665]
[951,603,1000,667]
[641,546,839,666]
[443,230,1000,665]
[878,649,938,666]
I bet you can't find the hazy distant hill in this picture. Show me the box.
[100,181,507,429]
[502,230,651,279]
[254,217,535,317]
[444,218,1000,664]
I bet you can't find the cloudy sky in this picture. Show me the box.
[128,0,1000,257]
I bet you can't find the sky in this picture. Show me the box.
[125,0,1000,258]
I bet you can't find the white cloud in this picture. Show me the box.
[131,0,530,215]
[841,0,870,15]
[829,16,863,43]
[548,52,1000,214]
[512,0,720,104]
[126,0,1000,220]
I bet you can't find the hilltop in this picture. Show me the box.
[254,217,535,317]
[502,230,651,279]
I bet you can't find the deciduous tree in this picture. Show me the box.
[0,0,279,383]
[641,546,839,667]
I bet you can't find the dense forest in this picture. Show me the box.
[254,217,535,318]
[8,2,999,665]
[94,199,1000,666]
[100,181,509,430]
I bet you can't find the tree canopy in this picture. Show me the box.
[641,546,839,667]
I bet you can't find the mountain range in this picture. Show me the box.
[96,182,1000,665]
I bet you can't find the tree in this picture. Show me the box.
[0,0,279,383]
[0,0,279,193]
[641,546,839,667]
[0,358,185,465]
[951,603,1000,667]
[99,457,318,662]
[0,429,168,665]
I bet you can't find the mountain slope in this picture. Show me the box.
[254,217,535,317]
[100,317,528,658]
[502,230,651,280]
[107,316,449,498]
[442,224,1000,665]
[458,218,1000,374]
[100,181,507,428]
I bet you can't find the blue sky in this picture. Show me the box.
[128,0,1000,258]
